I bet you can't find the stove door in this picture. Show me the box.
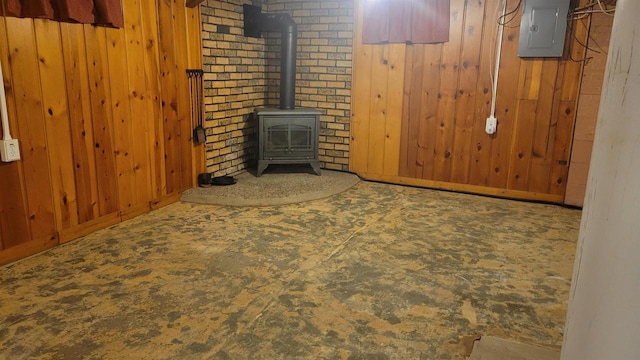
[263,116,316,159]
[265,124,289,154]
[289,123,313,153]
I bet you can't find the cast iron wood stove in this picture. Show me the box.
[244,5,321,177]
[255,108,321,177]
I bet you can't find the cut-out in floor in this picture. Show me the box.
[469,336,561,360]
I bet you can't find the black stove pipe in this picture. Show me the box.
[261,14,297,110]
[278,19,297,110]
[244,8,298,110]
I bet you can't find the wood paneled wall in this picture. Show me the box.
[565,13,613,206]
[350,0,589,202]
[0,1,204,265]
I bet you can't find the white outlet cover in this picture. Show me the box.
[485,117,497,135]
[0,139,20,162]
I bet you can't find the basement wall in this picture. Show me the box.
[200,0,605,201]
[564,13,614,207]
[265,0,354,171]
[0,1,203,265]
[200,0,353,175]
[201,0,268,176]
[348,0,609,203]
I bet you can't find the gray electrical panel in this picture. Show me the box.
[518,0,571,57]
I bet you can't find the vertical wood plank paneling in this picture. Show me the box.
[0,18,32,249]
[0,154,30,248]
[350,0,373,175]
[517,60,543,100]
[417,44,443,180]
[565,13,612,206]
[5,18,57,240]
[106,27,136,210]
[398,44,420,177]
[349,22,374,173]
[60,23,100,224]
[366,44,389,176]
[433,0,465,182]
[450,0,486,184]
[157,0,182,194]
[539,59,565,194]
[174,0,194,191]
[186,5,205,181]
[140,0,166,199]
[351,0,592,202]
[0,1,201,265]
[528,59,559,194]
[34,20,79,230]
[382,43,405,176]
[0,159,31,248]
[486,4,522,189]
[549,18,589,196]
[84,25,120,216]
[468,0,499,187]
[507,99,536,190]
[123,0,153,207]
[549,101,577,195]
[350,41,373,175]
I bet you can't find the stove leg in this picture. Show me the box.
[310,161,321,176]
[257,161,268,177]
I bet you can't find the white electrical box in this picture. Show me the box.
[0,138,20,162]
[518,0,571,57]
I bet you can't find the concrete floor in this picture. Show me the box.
[0,181,581,359]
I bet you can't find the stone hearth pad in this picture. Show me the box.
[181,166,360,207]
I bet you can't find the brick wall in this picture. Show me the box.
[201,0,267,176]
[200,0,354,174]
[265,0,354,171]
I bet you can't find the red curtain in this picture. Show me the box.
[3,0,124,28]
[362,0,450,44]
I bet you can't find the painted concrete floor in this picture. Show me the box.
[0,181,581,359]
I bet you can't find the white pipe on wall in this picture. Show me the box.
[0,60,12,141]
[490,0,506,120]
[485,0,506,135]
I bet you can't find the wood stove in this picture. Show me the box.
[256,108,321,177]
[244,5,321,177]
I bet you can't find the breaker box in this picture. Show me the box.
[518,0,571,57]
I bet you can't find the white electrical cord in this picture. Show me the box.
[490,0,507,120]
[571,0,616,19]
[596,0,615,16]
[0,60,12,141]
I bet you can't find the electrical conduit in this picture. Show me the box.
[488,0,507,134]
[0,60,12,141]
